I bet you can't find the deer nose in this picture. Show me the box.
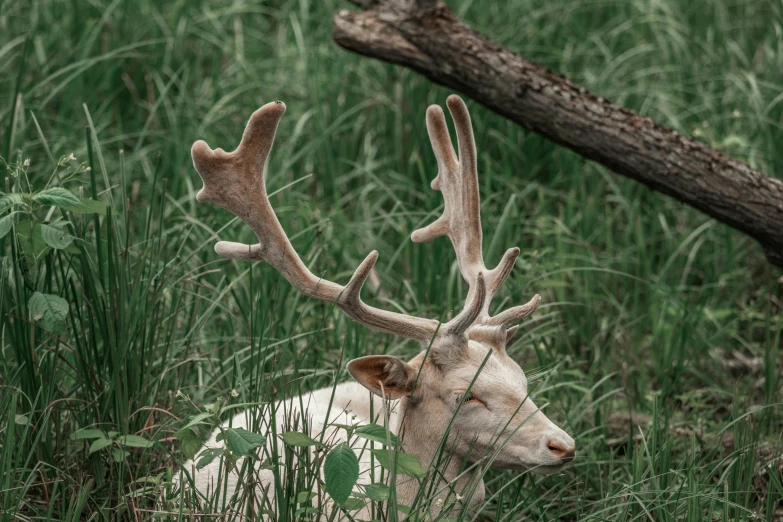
[547,439,576,462]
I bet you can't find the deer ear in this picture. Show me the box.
[347,356,417,399]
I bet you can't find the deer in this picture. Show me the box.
[183,95,576,519]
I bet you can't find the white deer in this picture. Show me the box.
[183,95,575,519]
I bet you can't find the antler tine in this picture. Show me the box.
[412,95,541,330]
[445,272,486,336]
[485,294,541,328]
[192,101,440,343]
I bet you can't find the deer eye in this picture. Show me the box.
[458,393,479,404]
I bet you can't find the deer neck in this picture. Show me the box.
[393,397,486,516]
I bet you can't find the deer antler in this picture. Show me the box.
[191,100,487,343]
[412,95,541,330]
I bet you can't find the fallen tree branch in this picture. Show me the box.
[332,0,783,267]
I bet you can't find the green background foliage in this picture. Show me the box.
[1,0,781,519]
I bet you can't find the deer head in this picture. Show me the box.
[346,96,574,476]
[191,96,575,485]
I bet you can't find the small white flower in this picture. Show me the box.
[732,109,741,118]
[176,390,183,398]
[67,153,77,161]
[231,389,239,397]
[85,167,92,171]
[23,158,30,167]
[693,128,702,137]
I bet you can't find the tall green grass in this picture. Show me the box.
[1,0,781,520]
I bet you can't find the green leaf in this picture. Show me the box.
[224,451,239,470]
[111,447,130,462]
[363,483,390,501]
[0,213,18,239]
[205,399,223,415]
[40,223,75,250]
[328,423,357,432]
[71,428,106,440]
[20,254,38,289]
[0,193,26,212]
[296,491,316,504]
[15,220,49,260]
[371,449,427,478]
[131,475,162,486]
[65,239,84,255]
[355,424,401,446]
[340,497,365,510]
[196,447,223,470]
[179,428,202,460]
[63,198,111,215]
[704,308,733,321]
[29,292,69,334]
[33,187,80,207]
[89,437,113,454]
[281,431,323,447]
[118,434,153,448]
[175,412,214,437]
[216,428,266,456]
[14,414,28,425]
[324,443,359,506]
[127,485,156,499]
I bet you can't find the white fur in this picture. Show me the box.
[180,343,575,520]
[180,382,398,519]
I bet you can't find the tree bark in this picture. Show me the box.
[332,0,783,268]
